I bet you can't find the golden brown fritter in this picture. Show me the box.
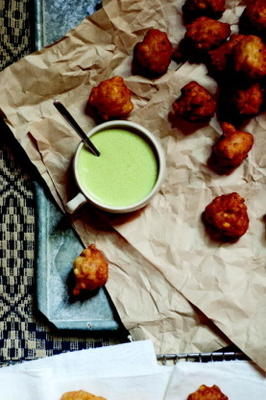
[182,0,226,22]
[187,384,228,400]
[217,81,264,124]
[202,192,249,242]
[61,390,106,400]
[72,244,108,296]
[172,81,216,123]
[88,76,133,121]
[133,29,173,77]
[232,35,266,80]
[185,16,231,51]
[208,34,245,74]
[208,122,254,174]
[239,0,266,38]
[231,82,264,117]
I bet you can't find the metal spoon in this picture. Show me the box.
[53,100,100,157]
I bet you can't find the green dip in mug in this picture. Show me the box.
[76,128,159,208]
[66,120,165,214]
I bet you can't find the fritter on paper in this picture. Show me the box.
[61,390,106,400]
[232,35,266,80]
[185,17,231,52]
[208,122,254,174]
[207,34,245,76]
[202,192,249,243]
[72,244,108,296]
[231,82,264,117]
[219,82,264,123]
[182,0,226,23]
[88,76,133,120]
[187,384,228,400]
[133,29,173,77]
[239,0,266,39]
[172,81,216,123]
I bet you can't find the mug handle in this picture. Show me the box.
[66,192,87,214]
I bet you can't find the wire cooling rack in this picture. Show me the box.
[157,351,249,364]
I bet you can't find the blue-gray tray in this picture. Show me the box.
[34,0,102,49]
[34,181,121,331]
[33,0,123,331]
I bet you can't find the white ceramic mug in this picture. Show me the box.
[66,120,166,214]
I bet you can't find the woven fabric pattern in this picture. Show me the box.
[0,0,32,70]
[0,0,123,365]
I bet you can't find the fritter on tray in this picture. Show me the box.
[61,390,106,400]
[185,16,231,52]
[172,81,216,123]
[132,28,173,78]
[182,0,226,23]
[239,0,266,39]
[72,244,108,296]
[87,76,133,120]
[208,122,254,174]
[187,384,228,400]
[207,34,245,77]
[202,192,249,243]
[232,35,266,80]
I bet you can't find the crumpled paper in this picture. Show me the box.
[163,359,266,399]
[0,340,171,399]
[1,339,265,399]
[1,0,266,370]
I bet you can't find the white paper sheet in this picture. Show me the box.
[163,360,266,399]
[0,340,266,399]
[0,340,170,400]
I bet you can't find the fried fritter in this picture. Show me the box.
[187,384,228,400]
[207,34,245,75]
[61,390,106,400]
[239,0,266,39]
[217,82,264,123]
[172,81,216,123]
[232,35,266,80]
[88,76,133,121]
[185,16,231,51]
[208,122,254,174]
[231,82,264,117]
[182,0,226,23]
[202,192,249,242]
[72,244,108,296]
[133,29,173,77]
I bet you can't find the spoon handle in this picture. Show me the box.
[53,100,100,157]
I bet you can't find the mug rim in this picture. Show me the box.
[73,120,165,213]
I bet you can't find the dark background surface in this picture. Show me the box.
[0,0,126,365]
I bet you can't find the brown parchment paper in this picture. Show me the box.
[1,0,266,369]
